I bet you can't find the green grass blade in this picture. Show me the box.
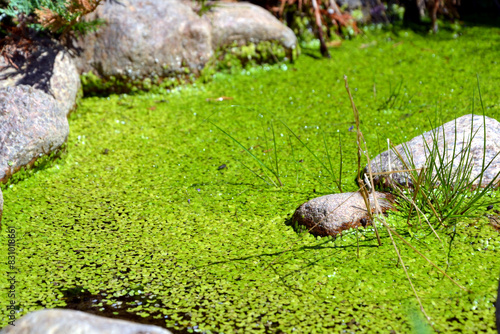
[322,130,340,192]
[236,158,273,187]
[209,120,279,187]
[270,120,283,186]
[288,134,299,186]
[476,75,487,189]
[274,116,341,192]
[338,132,343,192]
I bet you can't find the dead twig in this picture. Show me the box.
[344,75,382,246]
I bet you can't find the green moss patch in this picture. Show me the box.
[1,26,500,333]
[81,71,197,97]
[82,41,295,96]
[209,41,297,73]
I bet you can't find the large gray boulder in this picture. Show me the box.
[0,85,69,183]
[0,309,171,334]
[76,0,213,80]
[292,192,394,237]
[203,2,297,50]
[0,38,81,117]
[365,114,500,189]
[75,0,299,88]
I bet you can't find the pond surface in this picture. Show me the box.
[1,25,500,332]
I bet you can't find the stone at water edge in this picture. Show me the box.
[0,309,172,334]
[203,2,297,51]
[0,37,81,117]
[0,85,69,183]
[364,114,500,189]
[292,192,394,237]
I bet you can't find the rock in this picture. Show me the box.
[365,114,500,189]
[0,85,69,183]
[75,0,213,80]
[292,192,394,237]
[203,2,297,51]
[0,309,172,334]
[335,0,388,24]
[0,37,81,117]
[75,0,299,92]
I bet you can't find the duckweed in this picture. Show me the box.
[1,25,500,333]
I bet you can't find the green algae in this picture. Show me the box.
[1,25,500,333]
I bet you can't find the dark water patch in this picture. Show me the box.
[61,287,197,334]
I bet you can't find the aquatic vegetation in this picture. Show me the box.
[1,26,500,332]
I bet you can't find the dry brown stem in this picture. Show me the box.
[35,0,103,34]
[344,75,382,246]
[344,74,469,326]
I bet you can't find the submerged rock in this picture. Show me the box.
[292,192,394,237]
[0,85,69,183]
[0,37,81,117]
[204,2,297,51]
[76,0,213,80]
[0,309,171,334]
[364,114,500,189]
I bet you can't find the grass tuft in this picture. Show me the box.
[388,101,500,229]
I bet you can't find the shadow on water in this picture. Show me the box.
[197,217,381,271]
[61,287,196,334]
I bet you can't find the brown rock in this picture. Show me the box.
[203,2,297,50]
[292,192,394,237]
[365,114,500,189]
[0,309,171,334]
[0,37,81,117]
[75,0,213,80]
[0,85,69,183]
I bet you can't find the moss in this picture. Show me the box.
[80,70,197,97]
[81,41,293,97]
[1,26,500,332]
[212,41,294,73]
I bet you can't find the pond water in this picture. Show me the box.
[1,25,500,332]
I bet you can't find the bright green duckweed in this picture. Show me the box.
[1,26,500,333]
